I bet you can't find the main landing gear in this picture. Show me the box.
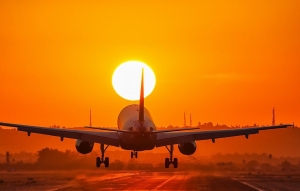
[165,145,178,168]
[96,144,109,168]
[131,151,138,158]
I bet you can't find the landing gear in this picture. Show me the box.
[96,157,101,167]
[165,158,170,168]
[131,151,138,158]
[165,145,178,168]
[96,144,109,168]
[173,158,178,168]
[104,157,109,168]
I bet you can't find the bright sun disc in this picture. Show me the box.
[112,61,156,101]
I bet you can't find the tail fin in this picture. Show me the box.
[139,68,144,124]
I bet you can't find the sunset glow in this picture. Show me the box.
[112,61,156,101]
[0,0,299,128]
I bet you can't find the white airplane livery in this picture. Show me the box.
[0,69,292,168]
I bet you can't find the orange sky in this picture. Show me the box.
[0,1,299,128]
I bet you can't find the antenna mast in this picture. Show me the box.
[6,151,10,167]
[272,107,275,125]
[184,112,186,127]
[90,109,92,127]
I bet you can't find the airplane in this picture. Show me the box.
[0,69,292,168]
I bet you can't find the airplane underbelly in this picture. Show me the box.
[120,133,156,151]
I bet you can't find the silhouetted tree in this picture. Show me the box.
[242,159,246,164]
[246,160,259,171]
[261,163,273,171]
[36,148,76,169]
[280,160,292,171]
[268,154,272,159]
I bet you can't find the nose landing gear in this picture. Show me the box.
[96,144,109,168]
[165,145,178,168]
[131,151,138,158]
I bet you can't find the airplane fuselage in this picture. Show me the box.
[117,104,157,151]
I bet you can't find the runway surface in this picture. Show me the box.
[0,171,256,191]
[62,171,256,191]
[1,170,300,190]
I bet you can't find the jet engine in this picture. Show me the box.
[76,139,94,154]
[178,141,196,155]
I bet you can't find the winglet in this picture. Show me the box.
[139,68,144,124]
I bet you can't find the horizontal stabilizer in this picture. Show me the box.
[84,126,199,133]
[151,127,200,133]
[84,126,129,132]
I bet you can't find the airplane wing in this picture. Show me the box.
[155,124,292,147]
[0,122,120,147]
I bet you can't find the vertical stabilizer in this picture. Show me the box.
[139,68,144,124]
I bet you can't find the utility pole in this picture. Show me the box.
[184,112,186,127]
[190,113,192,127]
[90,109,92,127]
[272,107,275,125]
[6,151,10,167]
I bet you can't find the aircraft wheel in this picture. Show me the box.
[96,157,101,168]
[173,158,178,168]
[165,158,170,168]
[104,157,109,168]
[131,152,133,158]
[135,151,138,158]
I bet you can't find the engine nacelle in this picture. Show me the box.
[178,141,197,155]
[76,139,94,154]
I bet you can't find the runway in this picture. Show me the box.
[63,171,255,191]
[1,170,300,191]
[0,170,255,191]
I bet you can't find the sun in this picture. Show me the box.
[112,61,156,101]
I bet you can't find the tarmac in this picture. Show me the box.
[0,170,299,191]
